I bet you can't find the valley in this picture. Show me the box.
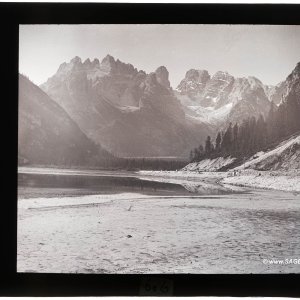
[18,26,300,275]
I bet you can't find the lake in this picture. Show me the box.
[17,167,300,273]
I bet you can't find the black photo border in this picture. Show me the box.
[1,2,300,297]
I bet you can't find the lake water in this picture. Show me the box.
[18,171,242,198]
[17,167,300,274]
[18,172,196,197]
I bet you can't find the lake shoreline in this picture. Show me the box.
[138,169,300,193]
[19,165,300,193]
[17,167,300,273]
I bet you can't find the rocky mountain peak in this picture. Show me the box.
[155,66,170,89]
[142,72,172,95]
[233,76,264,92]
[36,56,219,158]
[211,70,233,82]
[92,58,100,66]
[176,69,210,96]
[175,66,272,124]
[267,62,300,106]
[288,62,300,81]
[144,72,158,88]
[285,61,300,98]
[102,54,115,62]
[55,57,83,76]
[57,62,67,72]
[100,54,116,72]
[247,76,263,86]
[186,69,210,81]
[198,71,235,107]
[71,56,82,64]
[101,54,115,64]
[83,58,91,65]
[98,55,138,77]
[51,55,140,83]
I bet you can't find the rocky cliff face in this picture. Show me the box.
[155,66,171,89]
[201,71,235,108]
[283,62,300,100]
[41,55,211,158]
[225,76,271,125]
[266,62,300,107]
[176,69,210,102]
[18,74,111,166]
[264,82,286,106]
[176,69,270,127]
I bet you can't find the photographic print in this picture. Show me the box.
[18,24,300,274]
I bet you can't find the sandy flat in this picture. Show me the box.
[18,189,300,274]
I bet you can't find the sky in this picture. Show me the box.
[19,24,300,88]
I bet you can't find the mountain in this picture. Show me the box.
[182,133,300,173]
[185,62,300,174]
[175,69,271,127]
[41,55,212,158]
[279,62,300,103]
[264,82,287,106]
[262,62,300,107]
[176,69,211,105]
[18,74,111,166]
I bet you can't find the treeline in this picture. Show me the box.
[190,91,300,162]
[21,157,188,171]
[104,157,188,171]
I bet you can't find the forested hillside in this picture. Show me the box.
[190,64,300,164]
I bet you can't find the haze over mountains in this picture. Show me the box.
[40,55,212,158]
[18,74,112,166]
[19,54,300,166]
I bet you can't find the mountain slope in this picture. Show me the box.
[182,136,300,173]
[41,55,212,158]
[18,74,111,166]
[267,62,300,106]
[234,134,300,171]
[221,133,300,192]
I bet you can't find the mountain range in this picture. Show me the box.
[175,69,271,127]
[40,55,212,158]
[18,54,300,165]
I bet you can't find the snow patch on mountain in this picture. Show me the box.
[176,69,271,127]
[186,102,234,125]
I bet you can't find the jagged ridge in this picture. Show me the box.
[40,55,212,158]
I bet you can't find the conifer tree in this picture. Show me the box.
[188,89,299,164]
[189,149,194,162]
[267,100,276,142]
[198,145,204,159]
[205,136,213,155]
[215,132,221,153]
[233,123,238,153]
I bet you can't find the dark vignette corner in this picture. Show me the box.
[0,2,300,297]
